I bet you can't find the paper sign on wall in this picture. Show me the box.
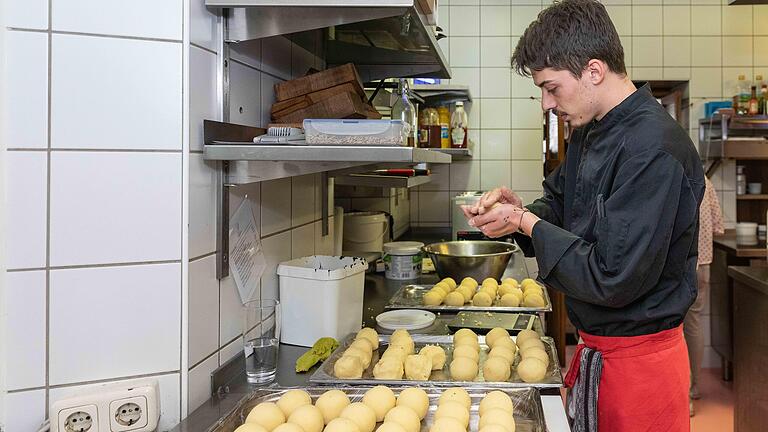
[229,198,266,304]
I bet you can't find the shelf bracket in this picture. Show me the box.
[322,172,329,236]
[216,10,232,279]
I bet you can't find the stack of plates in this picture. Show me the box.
[376,309,436,331]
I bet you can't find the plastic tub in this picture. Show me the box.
[342,211,389,253]
[303,119,407,146]
[277,255,367,347]
[383,241,425,280]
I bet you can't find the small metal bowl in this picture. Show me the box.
[423,241,519,282]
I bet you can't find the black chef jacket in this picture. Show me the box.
[515,84,705,336]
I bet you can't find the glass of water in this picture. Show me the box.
[243,299,280,384]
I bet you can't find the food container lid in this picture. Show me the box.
[383,241,424,255]
[376,309,435,331]
[277,255,368,280]
[303,119,403,136]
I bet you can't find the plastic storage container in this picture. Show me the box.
[303,119,407,146]
[342,211,390,253]
[382,241,425,280]
[277,255,368,347]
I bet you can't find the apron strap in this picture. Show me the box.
[566,346,603,432]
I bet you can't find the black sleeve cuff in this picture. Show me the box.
[531,220,579,279]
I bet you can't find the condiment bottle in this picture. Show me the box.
[427,108,441,148]
[450,101,468,148]
[438,106,450,148]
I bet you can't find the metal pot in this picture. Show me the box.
[423,241,519,282]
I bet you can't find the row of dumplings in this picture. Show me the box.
[423,277,546,308]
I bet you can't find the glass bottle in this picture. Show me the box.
[418,109,431,148]
[748,86,759,116]
[738,75,750,115]
[427,108,441,148]
[391,79,417,147]
[450,101,469,148]
[438,106,451,148]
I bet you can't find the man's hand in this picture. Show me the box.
[460,187,523,220]
[467,203,541,238]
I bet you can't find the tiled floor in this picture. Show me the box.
[560,345,734,431]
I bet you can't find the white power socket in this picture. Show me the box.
[51,380,160,432]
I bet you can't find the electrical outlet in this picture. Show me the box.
[50,380,160,432]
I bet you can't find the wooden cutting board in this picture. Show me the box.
[272,91,369,124]
[273,63,365,102]
[270,82,360,120]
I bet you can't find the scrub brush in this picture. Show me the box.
[253,126,306,144]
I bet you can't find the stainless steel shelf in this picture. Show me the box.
[435,147,473,160]
[204,144,452,163]
[412,84,472,105]
[334,173,431,188]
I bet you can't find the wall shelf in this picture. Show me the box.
[737,194,768,200]
[434,147,473,160]
[204,143,452,164]
[412,84,472,105]
[334,174,431,188]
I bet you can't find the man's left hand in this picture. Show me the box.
[469,204,541,238]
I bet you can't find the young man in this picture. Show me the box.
[462,1,704,430]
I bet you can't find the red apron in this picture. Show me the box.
[564,325,690,432]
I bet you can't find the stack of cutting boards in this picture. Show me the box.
[271,63,381,124]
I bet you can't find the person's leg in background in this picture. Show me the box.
[684,264,709,415]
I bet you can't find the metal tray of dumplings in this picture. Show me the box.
[385,284,552,313]
[206,386,548,432]
[308,334,563,390]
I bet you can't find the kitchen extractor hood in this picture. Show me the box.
[728,0,767,4]
[205,0,450,81]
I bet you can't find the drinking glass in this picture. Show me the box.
[243,299,281,384]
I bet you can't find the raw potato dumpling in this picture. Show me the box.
[277,389,312,417]
[396,388,430,420]
[450,357,479,381]
[517,357,547,383]
[325,418,360,432]
[472,292,493,307]
[246,402,286,431]
[334,355,364,379]
[479,391,514,416]
[523,293,546,308]
[340,403,377,432]
[373,357,405,380]
[431,284,450,297]
[288,404,325,432]
[423,291,444,306]
[453,329,477,343]
[521,347,550,367]
[435,401,470,427]
[439,387,471,409]
[345,347,372,368]
[478,408,515,432]
[273,424,305,432]
[391,329,411,342]
[444,291,466,306]
[452,345,480,362]
[434,281,451,292]
[480,286,497,298]
[485,328,510,348]
[456,286,475,302]
[460,277,478,289]
[501,278,519,288]
[235,424,269,432]
[441,277,457,290]
[357,328,380,350]
[482,356,511,382]
[429,418,465,432]
[383,406,421,432]
[481,278,499,288]
[520,278,537,288]
[376,423,406,432]
[499,293,520,307]
[456,338,480,353]
[350,338,374,354]
[404,354,432,380]
[515,329,539,346]
[488,346,515,364]
[419,345,446,370]
[478,425,509,432]
[522,283,544,296]
[363,386,397,422]
[382,345,408,362]
[492,337,517,352]
[315,390,351,424]
[389,340,415,356]
[518,337,545,352]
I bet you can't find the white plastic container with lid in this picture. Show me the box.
[303,119,407,146]
[342,211,389,253]
[382,241,425,280]
[277,255,367,347]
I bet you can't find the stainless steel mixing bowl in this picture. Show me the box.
[423,241,519,282]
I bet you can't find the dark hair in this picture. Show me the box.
[511,0,626,78]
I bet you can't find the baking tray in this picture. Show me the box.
[446,313,541,335]
[308,334,563,389]
[385,284,553,313]
[207,386,548,432]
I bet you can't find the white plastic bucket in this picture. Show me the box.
[342,211,389,253]
[383,241,425,280]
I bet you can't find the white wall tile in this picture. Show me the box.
[5,271,46,390]
[511,72,538,98]
[261,36,292,80]
[449,6,480,36]
[189,256,219,366]
[188,353,218,413]
[51,35,182,150]
[480,160,512,190]
[450,37,481,67]
[690,67,722,97]
[190,0,220,51]
[229,61,262,128]
[511,129,543,160]
[261,231,292,300]
[723,36,753,66]
[190,155,217,258]
[314,218,335,256]
[49,373,181,431]
[231,40,262,70]
[722,67,753,97]
[511,6,540,36]
[480,68,511,98]
[755,6,768,35]
[633,37,663,67]
[50,152,182,266]
[663,37,691,67]
[511,98,542,129]
[4,0,48,29]
[691,6,721,36]
[438,4,450,35]
[53,0,181,39]
[632,6,662,35]
[5,152,47,269]
[481,130,511,160]
[757,37,768,65]
[409,191,419,223]
[722,5,752,36]
[450,68,481,98]
[5,389,46,432]
[480,98,511,128]
[220,336,244,366]
[606,6,632,36]
[663,67,692,80]
[621,36,633,67]
[49,263,181,384]
[261,70,282,127]
[418,191,451,222]
[190,46,219,151]
[291,174,316,227]
[663,6,691,36]
[691,36,722,67]
[421,163,451,191]
[633,67,664,80]
[511,160,544,191]
[481,37,512,68]
[261,177,292,236]
[291,223,315,259]
[480,6,511,36]
[220,275,249,345]
[4,31,48,149]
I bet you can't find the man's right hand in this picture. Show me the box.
[460,187,523,219]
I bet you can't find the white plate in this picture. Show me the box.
[376,309,436,331]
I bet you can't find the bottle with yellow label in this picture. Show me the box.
[438,106,450,148]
